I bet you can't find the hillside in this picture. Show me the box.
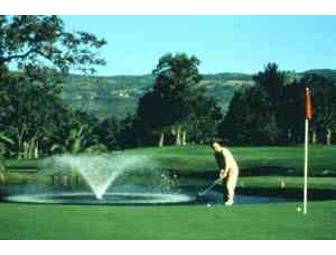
[60,69,336,119]
[61,73,254,119]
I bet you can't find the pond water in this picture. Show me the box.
[1,185,287,205]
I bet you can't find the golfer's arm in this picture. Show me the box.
[222,150,230,177]
[222,169,229,178]
[215,154,224,174]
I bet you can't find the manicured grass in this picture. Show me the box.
[1,145,336,240]
[4,159,38,170]
[126,145,336,175]
[0,201,335,239]
[238,176,336,190]
[6,145,336,175]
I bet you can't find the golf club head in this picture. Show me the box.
[198,191,205,196]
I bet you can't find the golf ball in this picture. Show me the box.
[207,203,212,208]
[297,207,302,212]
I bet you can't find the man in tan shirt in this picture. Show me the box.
[211,142,239,206]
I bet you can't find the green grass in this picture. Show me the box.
[119,145,336,176]
[1,145,336,239]
[238,176,336,190]
[0,201,335,239]
[6,145,336,175]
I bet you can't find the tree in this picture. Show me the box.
[0,132,14,158]
[222,63,294,145]
[185,90,222,144]
[0,158,5,184]
[302,73,336,145]
[95,117,121,150]
[136,90,167,146]
[136,53,202,146]
[280,80,305,144]
[280,73,336,145]
[0,15,106,158]
[253,63,285,106]
[0,15,106,74]
[219,86,278,145]
[0,69,69,158]
[218,90,249,145]
[64,111,101,153]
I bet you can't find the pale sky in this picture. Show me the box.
[61,15,336,76]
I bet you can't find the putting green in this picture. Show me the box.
[0,201,335,239]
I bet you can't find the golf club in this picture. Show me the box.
[198,178,222,196]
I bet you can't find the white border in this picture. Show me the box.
[1,0,335,253]
[0,0,336,14]
[0,240,333,255]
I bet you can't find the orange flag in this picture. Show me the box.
[304,87,313,121]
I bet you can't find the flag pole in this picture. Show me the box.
[303,117,309,215]
[303,86,312,215]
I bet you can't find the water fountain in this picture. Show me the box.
[2,153,291,206]
[5,153,195,205]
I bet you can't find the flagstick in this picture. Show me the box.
[303,118,309,215]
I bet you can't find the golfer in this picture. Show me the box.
[211,141,239,206]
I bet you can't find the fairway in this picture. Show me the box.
[6,145,336,175]
[0,201,335,239]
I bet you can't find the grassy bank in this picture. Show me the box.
[125,145,336,175]
[5,145,336,175]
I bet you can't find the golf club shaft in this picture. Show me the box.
[199,178,222,196]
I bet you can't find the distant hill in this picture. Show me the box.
[61,74,155,119]
[60,69,336,119]
[301,69,336,81]
[61,73,254,119]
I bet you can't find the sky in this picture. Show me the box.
[61,15,336,76]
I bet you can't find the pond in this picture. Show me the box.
[0,185,287,205]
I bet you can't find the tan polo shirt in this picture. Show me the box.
[214,148,239,176]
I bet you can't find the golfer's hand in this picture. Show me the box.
[219,169,227,179]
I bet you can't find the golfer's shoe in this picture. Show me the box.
[224,200,234,206]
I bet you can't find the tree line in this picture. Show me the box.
[219,63,336,146]
[1,15,336,160]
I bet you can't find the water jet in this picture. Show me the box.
[4,153,196,205]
